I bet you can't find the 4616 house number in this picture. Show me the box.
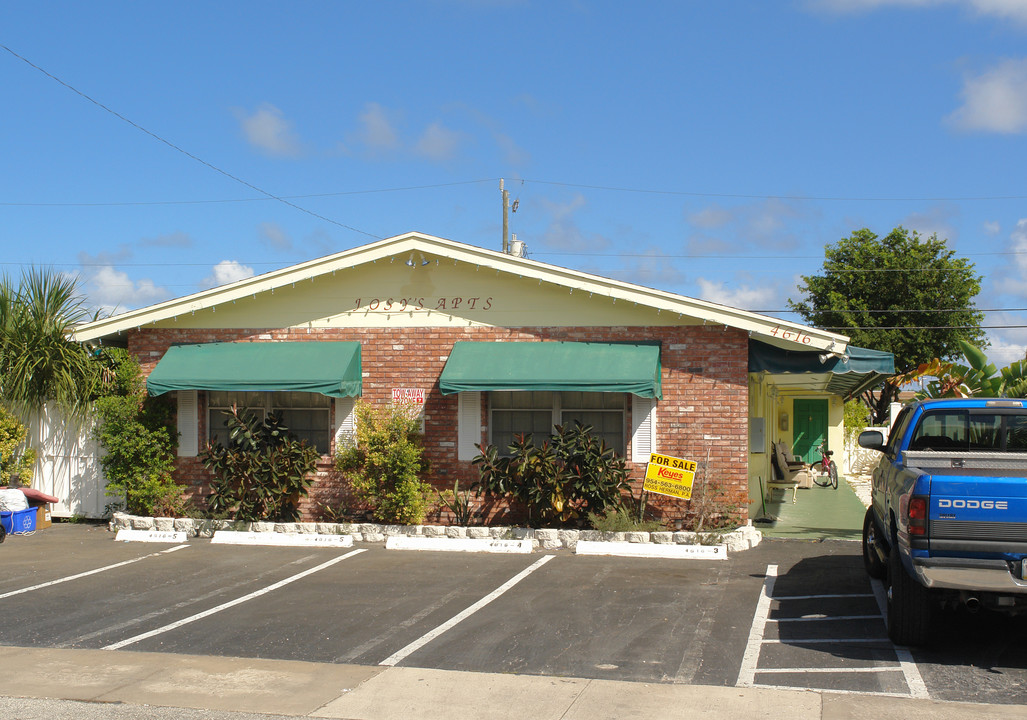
[355,297,493,311]
[768,325,812,344]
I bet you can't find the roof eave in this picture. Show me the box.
[72,231,847,351]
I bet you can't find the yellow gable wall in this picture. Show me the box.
[151,259,703,330]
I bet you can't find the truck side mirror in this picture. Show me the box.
[858,430,885,452]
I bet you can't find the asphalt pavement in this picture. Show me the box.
[2,523,1027,718]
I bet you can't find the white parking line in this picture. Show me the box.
[103,548,365,650]
[871,577,929,699]
[736,563,777,687]
[756,666,902,674]
[0,545,188,601]
[762,637,891,644]
[379,554,556,666]
[737,564,930,699]
[774,615,881,623]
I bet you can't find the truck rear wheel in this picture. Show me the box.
[862,508,886,579]
[887,544,932,646]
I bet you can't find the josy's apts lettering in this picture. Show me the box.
[355,297,494,312]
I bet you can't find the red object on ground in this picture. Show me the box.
[5,487,60,505]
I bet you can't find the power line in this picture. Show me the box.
[0,43,380,240]
[0,179,500,207]
[519,179,1027,203]
[755,308,1027,315]
[820,325,1027,331]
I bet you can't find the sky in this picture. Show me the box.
[5,0,1027,366]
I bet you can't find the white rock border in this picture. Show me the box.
[108,512,762,553]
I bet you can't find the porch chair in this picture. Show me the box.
[768,441,810,503]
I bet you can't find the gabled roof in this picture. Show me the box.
[73,231,849,352]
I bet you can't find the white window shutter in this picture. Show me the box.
[631,395,656,463]
[177,390,199,457]
[334,396,357,449]
[458,391,482,461]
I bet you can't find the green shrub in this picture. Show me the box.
[0,405,36,485]
[472,422,630,527]
[92,351,179,517]
[334,401,431,525]
[201,406,320,522]
[587,506,663,532]
[435,480,476,525]
[844,399,872,443]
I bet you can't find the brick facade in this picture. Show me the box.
[128,324,750,527]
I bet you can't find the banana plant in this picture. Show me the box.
[892,340,1025,399]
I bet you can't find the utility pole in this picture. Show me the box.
[500,178,510,254]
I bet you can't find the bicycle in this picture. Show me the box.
[810,440,838,489]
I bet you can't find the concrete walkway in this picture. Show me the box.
[0,646,1024,719]
[755,473,870,541]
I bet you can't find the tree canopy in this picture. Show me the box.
[789,227,985,419]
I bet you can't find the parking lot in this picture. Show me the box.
[1,524,1027,706]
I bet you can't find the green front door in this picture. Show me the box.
[793,399,828,464]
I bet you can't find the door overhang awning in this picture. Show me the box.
[439,341,662,398]
[146,341,362,397]
[748,340,894,398]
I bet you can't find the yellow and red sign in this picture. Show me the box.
[643,452,697,500]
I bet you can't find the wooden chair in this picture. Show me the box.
[768,441,809,503]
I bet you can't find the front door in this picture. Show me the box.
[792,399,828,464]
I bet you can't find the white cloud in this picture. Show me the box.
[948,59,1027,133]
[808,0,1027,23]
[696,278,779,310]
[494,131,530,166]
[537,194,611,252]
[991,218,1027,297]
[684,199,808,253]
[140,231,192,249]
[260,222,293,251]
[602,250,685,289]
[203,260,255,288]
[900,205,958,242]
[356,102,400,152]
[984,220,1001,235]
[80,265,167,314]
[415,122,462,161]
[983,322,1027,365]
[1009,217,1027,271]
[688,205,734,230]
[238,103,302,156]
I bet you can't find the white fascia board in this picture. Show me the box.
[424,238,847,352]
[72,231,847,352]
[72,234,419,341]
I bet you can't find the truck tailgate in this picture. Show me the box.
[928,473,1027,553]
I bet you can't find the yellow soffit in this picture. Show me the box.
[71,231,846,352]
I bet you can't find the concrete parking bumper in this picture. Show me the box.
[0,647,1025,720]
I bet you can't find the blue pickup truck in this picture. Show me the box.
[859,397,1027,645]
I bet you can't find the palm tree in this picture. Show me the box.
[0,268,97,417]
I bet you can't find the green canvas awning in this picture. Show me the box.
[147,342,362,397]
[439,341,662,398]
[748,340,895,399]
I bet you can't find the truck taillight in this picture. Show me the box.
[908,496,928,536]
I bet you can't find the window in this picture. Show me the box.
[489,391,626,455]
[886,407,913,456]
[208,391,332,454]
[909,409,1027,452]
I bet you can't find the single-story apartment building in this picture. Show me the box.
[70,232,893,525]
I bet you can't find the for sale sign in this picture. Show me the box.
[643,452,697,500]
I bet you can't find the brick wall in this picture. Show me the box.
[128,325,750,526]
